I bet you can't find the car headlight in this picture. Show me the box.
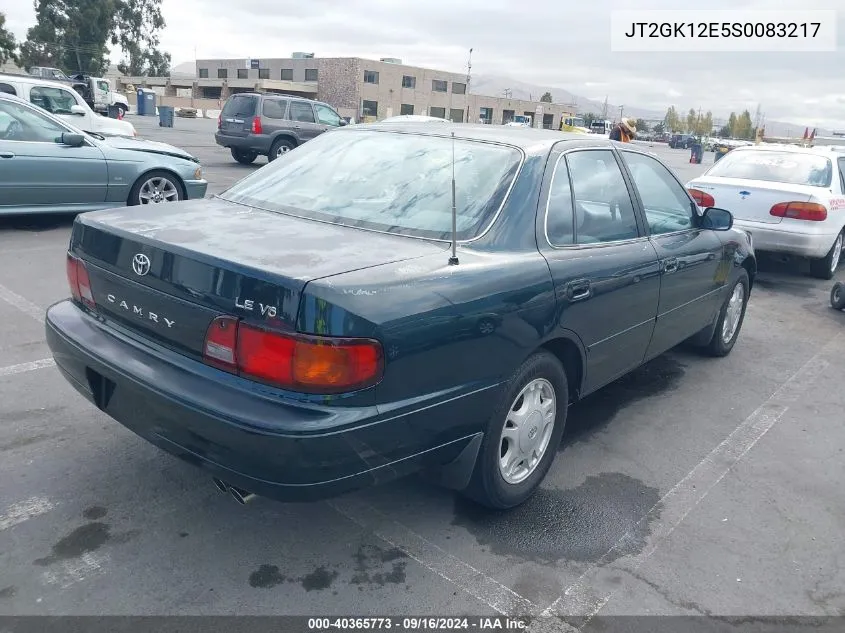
[193,167,202,180]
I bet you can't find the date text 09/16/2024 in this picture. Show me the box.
[307,617,528,631]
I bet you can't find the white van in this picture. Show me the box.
[0,73,136,137]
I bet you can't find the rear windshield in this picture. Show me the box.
[222,94,257,118]
[707,150,832,187]
[219,129,523,240]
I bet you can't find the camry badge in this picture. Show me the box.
[132,253,151,276]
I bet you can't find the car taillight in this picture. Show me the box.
[202,317,383,394]
[770,201,828,221]
[217,114,222,129]
[251,116,262,134]
[687,188,715,208]
[66,253,96,310]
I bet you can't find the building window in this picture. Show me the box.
[280,68,293,81]
[237,68,248,79]
[450,109,464,122]
[258,68,270,79]
[452,82,466,95]
[198,68,209,78]
[479,107,493,123]
[400,104,414,115]
[361,100,378,118]
[402,75,416,89]
[432,79,448,92]
[364,70,379,84]
[502,109,515,124]
[429,107,446,119]
[217,68,228,79]
[304,68,318,82]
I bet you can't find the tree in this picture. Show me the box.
[582,112,596,127]
[635,118,649,133]
[735,109,753,139]
[653,121,665,135]
[726,112,737,138]
[686,108,697,133]
[113,0,170,76]
[0,12,17,65]
[540,91,552,103]
[717,125,731,138]
[696,111,713,136]
[664,106,681,132]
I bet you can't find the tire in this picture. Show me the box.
[809,231,843,280]
[117,103,127,117]
[231,148,258,165]
[268,137,295,162]
[702,269,750,357]
[831,282,845,310]
[463,351,568,510]
[127,170,184,206]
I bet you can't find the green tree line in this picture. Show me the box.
[663,105,756,139]
[0,2,169,76]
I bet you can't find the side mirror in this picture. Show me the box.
[701,207,733,231]
[70,105,86,116]
[338,119,348,126]
[60,133,86,147]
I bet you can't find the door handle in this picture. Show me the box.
[567,280,592,301]
[663,257,679,274]
[0,152,14,159]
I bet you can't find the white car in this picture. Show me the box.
[687,145,845,279]
[0,73,136,138]
[379,114,450,123]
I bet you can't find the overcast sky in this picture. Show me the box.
[5,0,844,129]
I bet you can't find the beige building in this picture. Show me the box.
[192,55,574,129]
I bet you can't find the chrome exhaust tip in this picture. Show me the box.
[229,486,256,505]
[212,477,229,494]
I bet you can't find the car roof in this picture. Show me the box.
[356,122,619,153]
[229,91,325,105]
[0,72,78,91]
[728,143,845,158]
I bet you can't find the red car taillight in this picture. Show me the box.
[217,113,222,129]
[251,116,262,134]
[687,188,715,208]
[202,316,383,394]
[770,201,828,222]
[66,253,96,310]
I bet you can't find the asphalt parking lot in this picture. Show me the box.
[1,116,844,623]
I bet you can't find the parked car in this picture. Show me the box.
[70,73,130,117]
[669,133,695,149]
[0,93,207,215]
[215,92,346,164]
[687,144,845,279]
[0,72,136,138]
[46,123,755,510]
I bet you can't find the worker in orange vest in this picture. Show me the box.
[609,118,636,142]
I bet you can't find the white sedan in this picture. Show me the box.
[687,145,845,279]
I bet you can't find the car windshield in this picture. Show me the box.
[707,150,832,187]
[219,130,523,240]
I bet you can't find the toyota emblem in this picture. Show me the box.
[132,253,151,276]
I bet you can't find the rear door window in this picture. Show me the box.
[289,101,316,123]
[262,99,288,119]
[222,95,257,118]
[0,83,16,95]
[838,158,845,193]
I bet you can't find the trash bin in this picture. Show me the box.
[158,105,175,128]
[136,89,157,117]
[107,104,120,119]
[689,143,703,164]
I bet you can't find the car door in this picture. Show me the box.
[538,146,661,394]
[28,84,93,131]
[0,98,108,212]
[619,149,727,359]
[314,103,344,135]
[287,101,322,141]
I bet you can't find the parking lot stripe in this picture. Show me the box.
[538,332,841,625]
[0,358,56,378]
[0,496,55,531]
[329,497,542,617]
[0,282,45,324]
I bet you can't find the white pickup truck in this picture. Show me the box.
[0,73,136,137]
[70,74,130,116]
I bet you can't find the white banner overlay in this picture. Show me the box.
[611,10,838,52]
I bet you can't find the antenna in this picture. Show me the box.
[449,132,459,266]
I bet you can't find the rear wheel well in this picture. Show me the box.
[741,255,757,290]
[540,338,583,403]
[272,134,298,148]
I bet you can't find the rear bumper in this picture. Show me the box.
[214,131,271,154]
[733,219,840,259]
[45,300,484,502]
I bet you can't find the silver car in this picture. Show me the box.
[0,93,208,216]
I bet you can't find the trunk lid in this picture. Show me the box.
[72,197,448,357]
[689,176,817,224]
[220,94,258,137]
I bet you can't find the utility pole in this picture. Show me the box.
[602,96,608,120]
[465,48,473,123]
[618,105,624,121]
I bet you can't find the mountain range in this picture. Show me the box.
[167,62,834,138]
